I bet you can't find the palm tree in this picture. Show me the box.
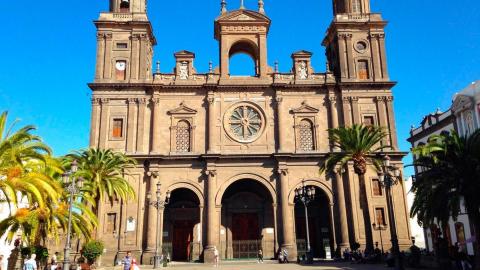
[0,111,57,207]
[321,124,390,251]
[411,130,480,269]
[67,148,136,204]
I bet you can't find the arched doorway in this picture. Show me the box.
[163,188,201,262]
[220,179,275,260]
[294,186,334,259]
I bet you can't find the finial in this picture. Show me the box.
[221,0,227,14]
[156,61,160,73]
[258,0,265,14]
[274,61,279,73]
[209,60,213,73]
[240,0,245,10]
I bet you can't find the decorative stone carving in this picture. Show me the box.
[277,168,289,176]
[179,61,189,80]
[298,61,308,80]
[224,103,264,143]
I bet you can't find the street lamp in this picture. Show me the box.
[146,182,170,269]
[62,160,83,270]
[378,155,403,270]
[294,180,316,264]
[372,222,387,255]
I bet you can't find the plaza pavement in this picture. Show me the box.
[109,261,413,270]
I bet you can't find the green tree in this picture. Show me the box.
[67,148,136,204]
[321,124,389,251]
[411,130,480,269]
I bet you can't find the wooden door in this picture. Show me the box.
[232,213,259,240]
[172,221,193,261]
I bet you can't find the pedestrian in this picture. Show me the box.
[130,259,140,270]
[257,249,263,263]
[0,255,4,270]
[458,244,472,270]
[121,251,132,270]
[213,247,219,267]
[282,248,289,263]
[23,254,37,270]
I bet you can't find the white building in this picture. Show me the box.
[407,80,479,255]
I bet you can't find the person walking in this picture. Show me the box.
[282,248,289,263]
[257,249,263,263]
[213,247,219,267]
[23,254,37,270]
[121,251,132,270]
[130,259,140,270]
[458,244,472,270]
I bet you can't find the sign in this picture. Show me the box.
[126,217,136,232]
[325,246,331,259]
[266,228,274,234]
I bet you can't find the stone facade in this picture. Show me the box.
[89,0,412,264]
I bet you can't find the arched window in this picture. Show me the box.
[120,0,130,12]
[176,120,191,153]
[229,41,259,77]
[351,0,363,14]
[298,119,315,151]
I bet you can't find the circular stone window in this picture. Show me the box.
[355,41,368,53]
[224,103,265,143]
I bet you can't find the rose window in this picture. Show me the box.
[226,104,264,143]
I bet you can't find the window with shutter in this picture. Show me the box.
[298,119,315,151]
[112,118,123,138]
[375,208,386,225]
[358,60,369,80]
[176,120,191,153]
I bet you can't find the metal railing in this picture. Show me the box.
[220,240,275,260]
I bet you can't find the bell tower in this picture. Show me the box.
[94,0,156,82]
[214,0,271,80]
[323,0,389,82]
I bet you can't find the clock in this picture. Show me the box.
[115,61,126,71]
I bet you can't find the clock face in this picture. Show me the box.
[116,61,126,71]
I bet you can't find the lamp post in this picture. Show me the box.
[62,160,83,270]
[146,182,170,269]
[294,180,316,264]
[372,222,387,255]
[378,155,403,270]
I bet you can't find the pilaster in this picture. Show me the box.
[351,96,360,125]
[95,33,106,80]
[90,98,101,148]
[98,98,110,149]
[386,96,398,149]
[151,98,161,153]
[278,167,296,261]
[136,98,147,153]
[342,97,352,127]
[204,169,218,263]
[127,98,138,153]
[207,93,217,153]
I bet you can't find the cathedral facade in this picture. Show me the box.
[89,0,412,264]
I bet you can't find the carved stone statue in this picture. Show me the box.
[298,61,308,79]
[179,61,189,80]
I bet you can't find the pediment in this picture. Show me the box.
[217,10,270,23]
[174,50,195,57]
[168,102,197,115]
[292,50,313,57]
[452,95,473,113]
[292,101,319,114]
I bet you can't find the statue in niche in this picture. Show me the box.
[298,61,308,79]
[179,61,189,80]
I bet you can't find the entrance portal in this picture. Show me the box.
[163,188,201,262]
[220,179,275,260]
[294,187,334,259]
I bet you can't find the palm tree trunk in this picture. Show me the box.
[358,173,374,253]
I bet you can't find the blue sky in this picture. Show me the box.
[0,0,479,176]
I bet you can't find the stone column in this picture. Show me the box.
[276,95,287,152]
[334,171,350,251]
[136,98,147,153]
[130,34,140,80]
[151,98,161,153]
[103,33,113,79]
[146,173,158,251]
[342,97,352,127]
[98,98,110,149]
[386,96,399,149]
[345,34,354,79]
[126,98,137,153]
[351,97,360,124]
[204,169,218,263]
[338,34,348,80]
[95,33,105,80]
[378,34,389,79]
[207,93,217,153]
[370,34,382,80]
[278,168,296,261]
[376,96,389,146]
[89,98,101,148]
[139,34,148,80]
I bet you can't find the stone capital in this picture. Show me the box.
[207,96,215,105]
[127,98,138,105]
[137,98,147,105]
[151,98,160,106]
[338,33,353,39]
[328,96,337,105]
[91,98,101,106]
[342,97,350,104]
[386,96,394,102]
[277,168,289,176]
[100,98,110,105]
[205,170,217,177]
[105,33,113,40]
[349,96,359,103]
[375,96,387,102]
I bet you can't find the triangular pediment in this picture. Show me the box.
[168,102,197,115]
[174,50,195,57]
[292,101,319,114]
[217,10,270,23]
[452,95,473,113]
